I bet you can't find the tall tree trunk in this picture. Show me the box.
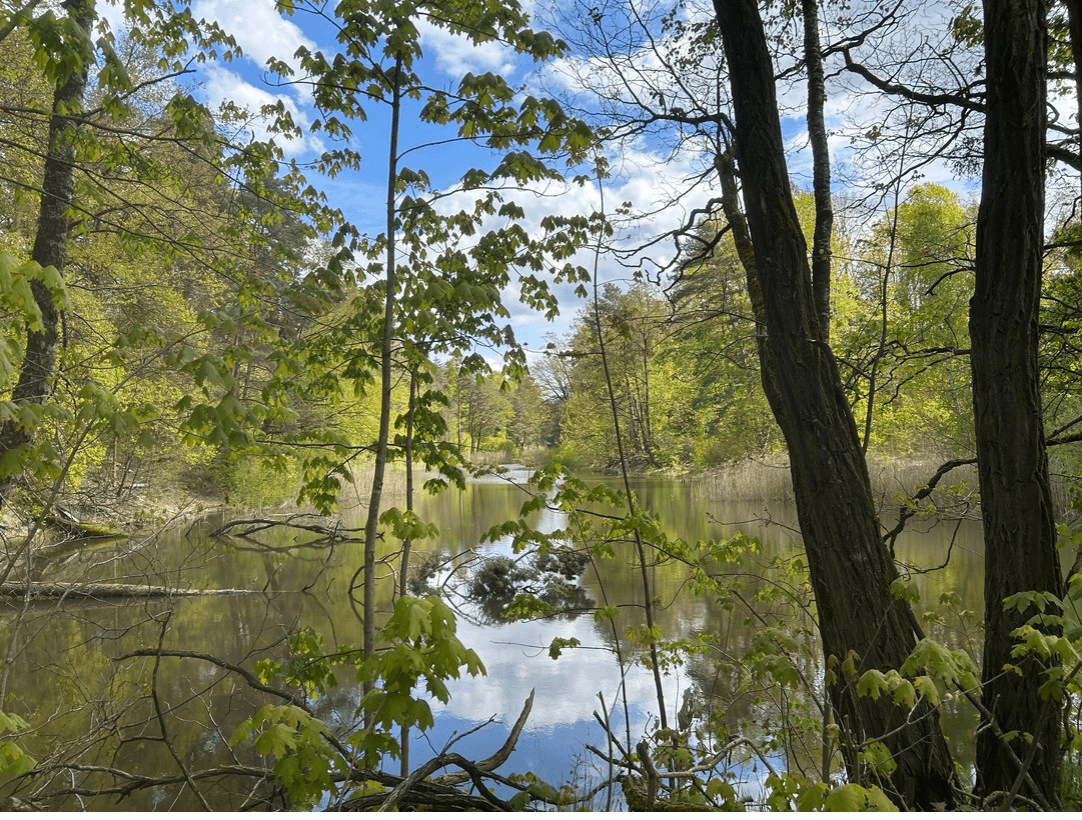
[0,0,95,489]
[1069,0,1082,196]
[972,0,1063,804]
[802,0,833,339]
[360,51,405,678]
[590,185,667,727]
[712,0,956,808]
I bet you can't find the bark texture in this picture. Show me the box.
[972,0,1063,804]
[0,0,95,486]
[802,0,833,339]
[713,0,956,808]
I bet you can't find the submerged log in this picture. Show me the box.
[42,508,128,540]
[0,582,254,599]
[210,514,364,541]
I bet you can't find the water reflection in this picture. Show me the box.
[0,467,991,809]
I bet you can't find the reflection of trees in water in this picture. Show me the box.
[0,477,996,809]
[411,548,594,624]
[0,594,297,810]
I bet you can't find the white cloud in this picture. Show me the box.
[96,0,326,159]
[434,613,671,728]
[97,1,128,38]
[415,135,715,353]
[418,19,517,79]
[200,62,324,158]
[192,0,316,79]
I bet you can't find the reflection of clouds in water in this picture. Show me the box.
[433,614,675,730]
[430,466,678,732]
[467,465,536,485]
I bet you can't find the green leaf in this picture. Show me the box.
[824,783,899,812]
[913,674,941,706]
[889,577,920,603]
[856,668,888,700]
[547,636,580,659]
[858,741,898,776]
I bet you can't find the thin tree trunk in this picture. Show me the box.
[712,0,956,807]
[0,0,95,489]
[399,363,417,778]
[1068,0,1082,200]
[592,181,667,729]
[640,331,654,464]
[360,52,405,676]
[972,0,1063,804]
[802,0,833,340]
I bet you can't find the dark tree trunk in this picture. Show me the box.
[712,0,957,808]
[973,0,1063,804]
[0,0,95,486]
[802,0,833,340]
[1069,0,1082,189]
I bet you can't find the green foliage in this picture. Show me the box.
[900,638,981,693]
[230,704,340,810]
[0,711,36,776]
[994,578,1082,705]
[0,2,343,511]
[821,783,899,812]
[857,741,898,777]
[888,577,920,604]
[353,595,485,763]
[769,773,898,812]
[834,184,976,455]
[547,636,581,659]
[232,598,485,805]
[255,627,341,699]
[549,224,782,469]
[216,453,301,507]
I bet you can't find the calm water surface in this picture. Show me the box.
[0,468,986,809]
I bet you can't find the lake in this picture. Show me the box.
[0,465,987,810]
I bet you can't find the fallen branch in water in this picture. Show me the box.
[0,582,254,599]
[340,755,514,812]
[334,690,543,812]
[432,689,535,787]
[210,513,364,541]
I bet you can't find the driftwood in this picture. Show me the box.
[0,582,253,599]
[210,514,364,541]
[432,689,535,787]
[333,690,538,812]
[339,756,514,811]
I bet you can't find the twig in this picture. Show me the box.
[148,613,211,810]
[432,689,535,786]
[961,687,1052,811]
[30,763,270,800]
[210,514,364,540]
[377,753,513,812]
[882,457,976,553]
[117,647,309,709]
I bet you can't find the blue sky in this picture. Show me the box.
[94,0,1048,359]
[96,0,719,357]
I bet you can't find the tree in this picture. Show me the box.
[505,372,546,452]
[555,283,667,469]
[669,218,778,464]
[455,368,513,455]
[837,184,975,455]
[0,0,95,496]
[0,1,332,520]
[711,0,957,807]
[971,0,1064,803]
[268,0,596,741]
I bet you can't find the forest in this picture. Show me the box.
[0,0,1081,811]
